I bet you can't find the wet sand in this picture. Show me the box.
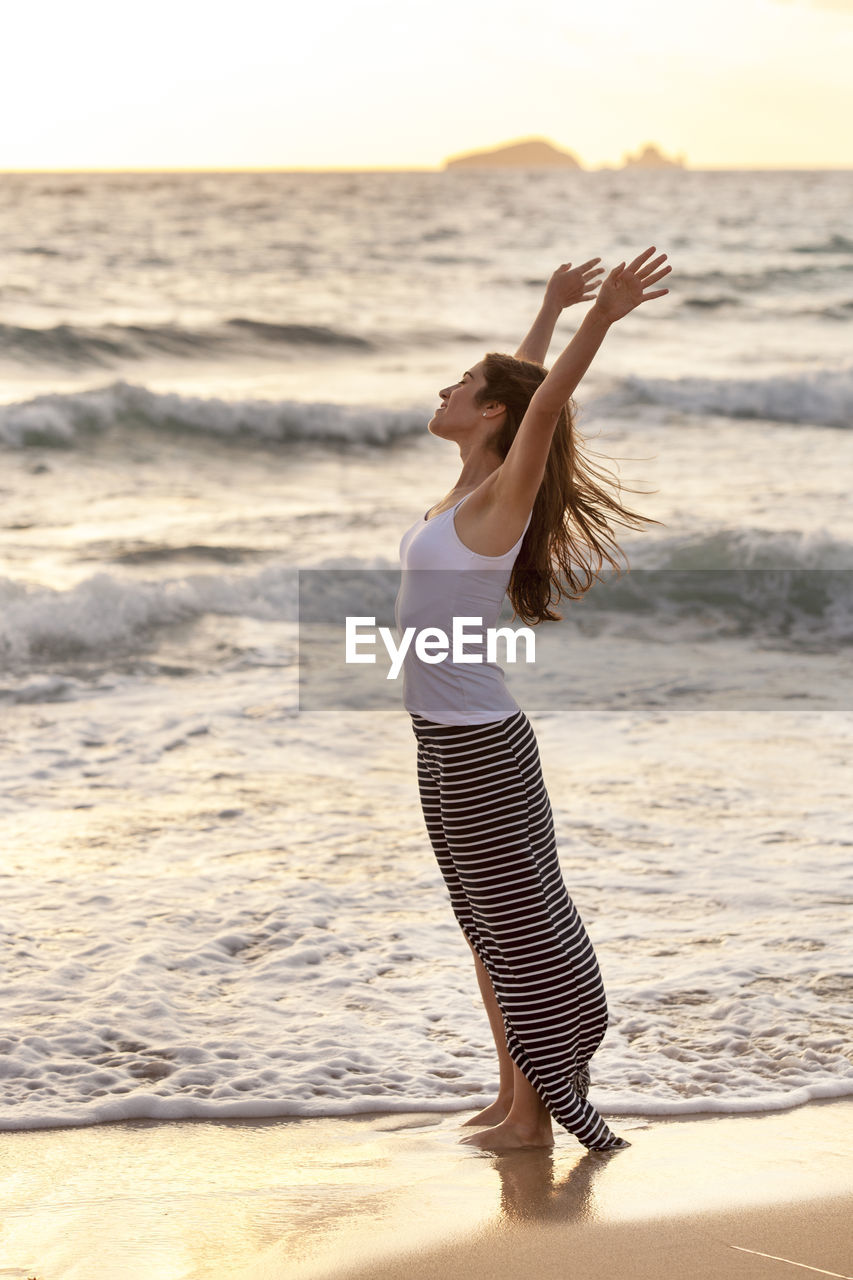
[1,1099,851,1279]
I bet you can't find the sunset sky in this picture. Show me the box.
[4,0,852,170]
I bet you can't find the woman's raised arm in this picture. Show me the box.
[496,247,671,514]
[514,259,604,364]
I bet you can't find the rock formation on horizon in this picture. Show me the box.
[622,143,685,170]
[445,138,582,170]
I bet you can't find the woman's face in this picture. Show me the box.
[428,361,492,440]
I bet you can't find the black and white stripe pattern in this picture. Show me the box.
[412,708,625,1151]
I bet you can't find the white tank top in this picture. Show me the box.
[395,494,531,725]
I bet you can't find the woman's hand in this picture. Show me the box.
[544,258,604,311]
[593,247,671,323]
[515,257,604,362]
[499,247,669,512]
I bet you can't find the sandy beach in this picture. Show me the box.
[1,1099,850,1279]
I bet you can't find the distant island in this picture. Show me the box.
[621,143,685,170]
[443,137,686,171]
[445,138,582,170]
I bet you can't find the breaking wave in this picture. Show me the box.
[616,365,853,429]
[0,381,426,449]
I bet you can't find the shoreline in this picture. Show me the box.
[1,1098,851,1279]
[3,1085,852,1136]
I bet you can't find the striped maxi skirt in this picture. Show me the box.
[411,707,625,1151]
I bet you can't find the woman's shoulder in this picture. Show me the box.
[453,471,532,558]
[426,484,482,521]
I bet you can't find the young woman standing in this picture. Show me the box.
[396,248,671,1152]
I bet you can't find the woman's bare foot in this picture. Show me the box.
[460,1117,554,1151]
[460,1097,513,1127]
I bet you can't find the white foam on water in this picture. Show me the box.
[620,364,853,429]
[0,381,426,449]
[2,691,851,1132]
[0,566,298,671]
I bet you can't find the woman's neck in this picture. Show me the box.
[453,444,502,492]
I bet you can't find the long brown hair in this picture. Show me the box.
[475,352,658,624]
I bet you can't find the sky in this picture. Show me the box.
[2,0,852,170]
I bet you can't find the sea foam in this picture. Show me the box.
[1,698,851,1132]
[619,364,853,429]
[0,566,297,672]
[0,382,425,449]
[2,363,852,456]
[3,530,851,682]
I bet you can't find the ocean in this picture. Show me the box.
[1,168,851,1131]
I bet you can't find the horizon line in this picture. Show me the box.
[2,163,852,174]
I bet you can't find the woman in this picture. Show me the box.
[396,248,671,1153]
